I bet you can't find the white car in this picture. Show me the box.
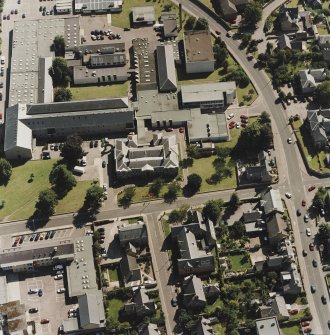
[226,113,234,120]
[57,288,66,293]
[103,184,107,190]
[287,138,292,144]
[236,124,240,129]
[306,228,311,236]
[54,274,63,280]
[285,192,292,198]
[304,214,309,222]
[28,288,38,294]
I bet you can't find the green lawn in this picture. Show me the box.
[237,83,258,106]
[56,181,93,214]
[0,160,55,221]
[205,298,223,313]
[127,216,143,224]
[70,82,128,100]
[227,253,252,272]
[286,0,300,7]
[282,325,300,335]
[326,274,330,287]
[111,0,189,28]
[213,324,225,335]
[317,26,329,35]
[162,219,171,237]
[108,268,119,281]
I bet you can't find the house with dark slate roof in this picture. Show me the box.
[305,109,330,149]
[140,323,160,335]
[217,0,250,21]
[156,45,177,92]
[123,287,156,317]
[259,295,290,321]
[182,275,206,308]
[279,8,299,32]
[190,317,213,335]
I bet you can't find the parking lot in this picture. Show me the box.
[19,270,77,335]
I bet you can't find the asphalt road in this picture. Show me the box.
[171,0,330,332]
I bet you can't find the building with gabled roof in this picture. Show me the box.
[191,317,213,335]
[259,295,289,321]
[118,222,148,248]
[115,133,179,179]
[299,68,327,93]
[318,34,330,62]
[260,188,284,216]
[156,45,177,92]
[305,109,330,149]
[161,12,178,38]
[218,0,250,21]
[140,323,160,335]
[123,287,156,317]
[78,291,105,329]
[182,275,206,308]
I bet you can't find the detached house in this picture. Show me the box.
[299,68,327,93]
[218,0,250,21]
[123,287,156,317]
[281,263,302,296]
[191,317,213,335]
[318,35,330,63]
[306,109,330,149]
[243,151,274,184]
[259,295,290,321]
[279,8,299,32]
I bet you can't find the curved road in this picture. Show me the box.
[173,0,330,333]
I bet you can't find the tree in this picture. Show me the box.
[186,144,199,159]
[35,189,58,217]
[53,35,65,57]
[168,204,189,223]
[213,44,228,66]
[0,158,12,185]
[318,223,330,239]
[229,220,246,239]
[184,16,196,30]
[50,57,71,87]
[244,1,262,26]
[54,87,72,102]
[49,164,77,197]
[119,186,135,207]
[241,33,252,48]
[315,80,330,108]
[149,178,163,197]
[215,146,231,158]
[258,111,271,124]
[227,68,250,88]
[61,134,83,164]
[164,182,180,202]
[195,17,209,30]
[278,90,286,100]
[203,199,223,223]
[229,192,240,210]
[313,187,327,210]
[84,184,105,211]
[187,173,202,194]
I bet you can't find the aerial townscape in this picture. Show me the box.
[0,0,330,333]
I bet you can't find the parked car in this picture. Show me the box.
[53,264,63,271]
[171,297,178,307]
[309,243,314,251]
[57,288,66,293]
[54,274,63,280]
[28,288,38,294]
[179,127,184,133]
[287,138,292,144]
[290,309,298,315]
[38,289,43,297]
[320,208,325,216]
[165,128,174,132]
[89,140,93,148]
[312,259,317,267]
[285,192,292,198]
[240,114,248,119]
[302,249,307,257]
[215,30,221,35]
[302,200,306,206]
[102,161,106,168]
[322,295,327,304]
[311,285,316,293]
[306,228,311,236]
[103,184,107,190]
[304,328,312,334]
[29,307,38,313]
[49,230,56,238]
[94,140,98,147]
[296,209,301,216]
[98,227,105,232]
[304,214,309,223]
[40,319,49,324]
[308,185,316,192]
[226,113,234,120]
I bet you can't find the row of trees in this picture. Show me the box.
[184,16,209,31]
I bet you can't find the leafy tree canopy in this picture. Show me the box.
[35,189,58,217]
[0,158,12,186]
[49,164,76,197]
[54,87,72,102]
[61,134,83,164]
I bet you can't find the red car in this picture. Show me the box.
[308,185,316,192]
[41,319,50,324]
[165,128,173,132]
[241,122,247,127]
[302,200,306,206]
[290,309,298,315]
[304,328,312,333]
[179,127,184,133]
[301,321,310,327]
[309,243,314,251]
[215,30,221,35]
[229,121,236,127]
[240,114,248,119]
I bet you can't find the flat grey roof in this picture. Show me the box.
[132,6,155,23]
[256,317,281,335]
[188,111,228,141]
[181,82,236,103]
[75,0,122,11]
[184,30,214,63]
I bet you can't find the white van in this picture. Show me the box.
[73,166,85,174]
[81,156,87,166]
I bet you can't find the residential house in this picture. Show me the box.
[203,283,220,299]
[299,11,313,33]
[278,34,292,49]
[256,317,282,335]
[299,68,327,93]
[171,226,215,276]
[318,35,330,63]
[267,255,286,270]
[118,222,148,249]
[183,30,215,74]
[218,0,250,22]
[295,31,308,40]
[140,323,160,335]
[132,6,155,26]
[281,263,302,295]
[161,12,178,38]
[182,275,207,309]
[123,287,156,317]
[266,212,288,245]
[171,210,216,248]
[243,151,274,184]
[290,40,306,51]
[115,133,179,179]
[242,210,266,236]
[190,317,213,335]
[305,109,330,149]
[259,295,290,321]
[156,45,177,92]
[279,8,300,32]
[278,239,294,260]
[260,188,284,217]
[120,252,143,287]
